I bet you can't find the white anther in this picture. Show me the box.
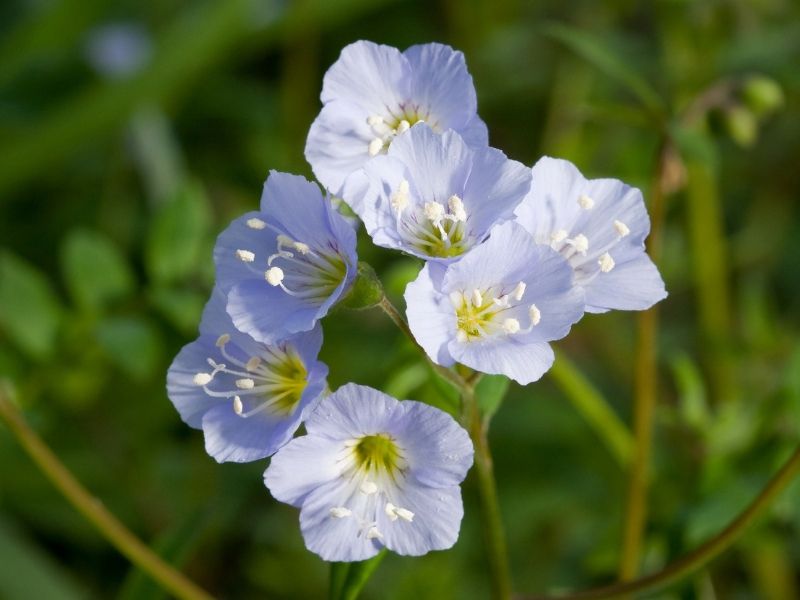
[456,330,468,343]
[236,249,255,263]
[493,296,510,308]
[512,282,526,302]
[598,252,615,273]
[578,194,595,209]
[215,333,231,347]
[367,115,384,126]
[503,318,521,334]
[265,266,284,286]
[233,396,243,415]
[193,372,213,386]
[449,291,463,308]
[395,507,414,522]
[368,138,383,156]
[330,506,352,518]
[246,356,262,371]
[385,502,399,521]
[246,218,266,230]
[568,234,589,255]
[529,304,541,326]
[448,195,467,222]
[276,234,293,247]
[424,201,445,223]
[614,220,630,237]
[472,289,483,307]
[235,378,255,390]
[293,241,310,255]
[360,480,378,495]
[366,526,383,539]
[396,119,410,134]
[551,229,568,243]
[390,179,410,213]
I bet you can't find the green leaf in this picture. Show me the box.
[383,362,430,399]
[340,262,384,310]
[0,251,62,360]
[145,181,212,285]
[540,23,666,118]
[475,374,510,423]
[148,287,206,334]
[61,229,135,312]
[95,317,162,381]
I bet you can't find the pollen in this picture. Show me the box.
[246,217,266,229]
[215,333,231,347]
[578,194,595,209]
[424,201,444,223]
[551,229,568,243]
[529,304,541,326]
[396,119,411,134]
[360,480,378,495]
[568,234,589,255]
[503,318,520,334]
[368,138,383,156]
[265,266,284,286]
[246,356,262,371]
[236,249,255,262]
[472,289,483,307]
[448,195,467,222]
[512,282,526,301]
[235,378,255,389]
[614,220,630,237]
[233,396,243,415]
[366,115,384,126]
[293,242,310,255]
[598,252,615,273]
[330,506,352,518]
[366,526,383,539]
[390,180,410,213]
[193,372,213,386]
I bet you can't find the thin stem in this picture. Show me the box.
[0,383,214,600]
[462,384,513,600]
[518,444,800,600]
[618,139,670,580]
[377,295,467,390]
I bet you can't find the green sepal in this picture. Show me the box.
[339,262,384,310]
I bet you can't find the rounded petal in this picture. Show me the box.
[264,435,345,506]
[585,253,667,312]
[166,336,223,429]
[449,336,555,385]
[405,263,456,367]
[213,211,278,294]
[304,383,406,440]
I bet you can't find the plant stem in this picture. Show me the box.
[618,139,671,580]
[377,295,467,390]
[518,444,800,600]
[462,383,513,600]
[0,383,214,600]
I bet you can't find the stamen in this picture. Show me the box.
[448,195,467,222]
[215,334,230,347]
[236,249,255,263]
[385,502,399,521]
[503,318,520,334]
[395,507,414,522]
[293,242,310,255]
[614,220,630,237]
[578,194,595,209]
[366,115,384,127]
[390,180,410,214]
[360,480,378,495]
[551,229,568,244]
[598,252,615,273]
[193,372,213,386]
[235,378,255,390]
[512,282,526,301]
[423,201,445,223]
[456,330,468,343]
[246,356,262,371]
[233,395,243,415]
[396,119,410,134]
[246,217,266,230]
[330,507,352,518]
[366,526,383,539]
[265,267,284,286]
[368,138,383,156]
[529,304,541,326]
[567,234,589,255]
[472,289,483,307]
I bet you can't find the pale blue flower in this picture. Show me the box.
[214,171,358,344]
[167,287,328,463]
[342,124,530,263]
[305,41,488,194]
[264,383,473,562]
[405,221,585,384]
[514,157,667,313]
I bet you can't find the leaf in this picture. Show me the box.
[383,362,429,399]
[0,251,62,360]
[540,22,665,118]
[148,287,206,334]
[95,317,162,381]
[145,181,212,285]
[475,374,510,423]
[61,229,135,312]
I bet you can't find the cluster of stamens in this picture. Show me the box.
[192,334,307,418]
[389,179,472,258]
[235,218,347,303]
[365,105,433,156]
[452,281,540,343]
[327,433,415,541]
[547,193,632,278]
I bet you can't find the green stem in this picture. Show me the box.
[518,444,800,599]
[0,383,214,600]
[462,384,513,600]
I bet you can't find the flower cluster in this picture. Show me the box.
[167,40,666,564]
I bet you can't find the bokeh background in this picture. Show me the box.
[1,1,799,598]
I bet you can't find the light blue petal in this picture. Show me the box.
[198,285,232,336]
[321,41,412,114]
[458,115,489,148]
[213,210,278,294]
[264,435,344,506]
[449,337,556,385]
[166,336,222,428]
[378,484,464,556]
[585,252,667,312]
[304,383,405,440]
[405,263,456,367]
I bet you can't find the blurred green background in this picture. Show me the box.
[1,0,799,598]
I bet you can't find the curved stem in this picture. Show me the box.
[377,295,467,390]
[517,444,800,600]
[0,383,214,600]
[462,384,513,600]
